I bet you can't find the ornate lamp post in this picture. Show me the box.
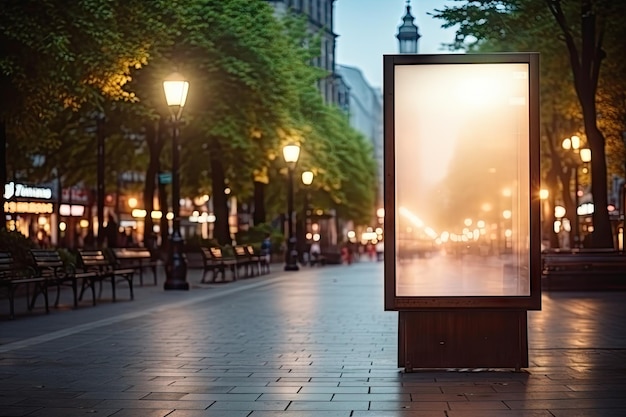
[301,170,314,264]
[283,144,301,271]
[163,72,190,290]
[562,136,590,248]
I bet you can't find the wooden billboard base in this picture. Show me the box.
[398,310,528,371]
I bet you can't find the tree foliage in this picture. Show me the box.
[432,0,626,248]
[1,0,378,247]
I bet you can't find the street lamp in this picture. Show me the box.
[283,144,301,271]
[562,135,590,248]
[301,170,314,264]
[163,72,190,290]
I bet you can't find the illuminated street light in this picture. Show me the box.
[163,72,190,290]
[283,144,301,271]
[301,170,314,265]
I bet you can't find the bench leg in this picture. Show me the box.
[8,286,17,320]
[126,274,134,300]
[111,277,117,302]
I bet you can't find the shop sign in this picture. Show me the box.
[59,204,85,216]
[4,182,53,200]
[4,201,54,214]
[61,187,90,204]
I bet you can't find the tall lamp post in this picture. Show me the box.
[562,135,590,248]
[163,73,190,290]
[301,170,314,264]
[283,144,301,271]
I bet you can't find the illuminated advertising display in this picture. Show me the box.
[384,54,541,310]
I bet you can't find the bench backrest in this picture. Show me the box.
[234,246,247,258]
[245,245,258,257]
[200,247,212,260]
[78,250,111,271]
[210,247,224,259]
[30,249,65,277]
[0,251,15,278]
[112,248,152,260]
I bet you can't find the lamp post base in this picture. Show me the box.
[284,263,300,271]
[164,232,189,290]
[284,236,299,271]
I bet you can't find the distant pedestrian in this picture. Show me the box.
[261,233,272,265]
[310,241,321,265]
[105,214,118,248]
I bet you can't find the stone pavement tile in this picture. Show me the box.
[505,398,626,410]
[105,410,175,417]
[287,400,368,411]
[463,389,626,401]
[0,406,41,417]
[410,393,471,401]
[447,411,554,417]
[95,399,211,410]
[371,386,442,394]
[229,386,300,394]
[298,386,368,394]
[251,411,351,417]
[180,393,260,401]
[447,400,510,410]
[368,401,449,411]
[167,410,248,417]
[10,397,102,408]
[550,409,626,417]
[353,412,445,417]
[269,380,338,387]
[257,392,332,401]
[332,393,411,401]
[206,400,289,410]
[24,408,122,417]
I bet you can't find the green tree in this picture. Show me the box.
[433,0,626,248]
[0,0,175,228]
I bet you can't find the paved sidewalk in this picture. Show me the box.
[0,262,625,416]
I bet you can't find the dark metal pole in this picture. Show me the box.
[164,119,189,290]
[285,167,299,271]
[96,115,105,249]
[574,165,580,248]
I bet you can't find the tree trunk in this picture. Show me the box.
[548,0,613,248]
[210,146,230,245]
[585,123,613,248]
[0,121,6,231]
[143,120,161,250]
[253,181,266,225]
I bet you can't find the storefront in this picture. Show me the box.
[4,181,57,245]
[58,186,90,248]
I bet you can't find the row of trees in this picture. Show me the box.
[0,0,377,246]
[432,0,626,248]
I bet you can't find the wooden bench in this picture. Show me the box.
[541,250,626,290]
[234,245,259,277]
[110,248,160,286]
[0,251,49,319]
[30,249,99,308]
[199,247,237,283]
[77,250,135,302]
[246,245,269,275]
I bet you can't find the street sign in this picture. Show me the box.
[158,172,172,185]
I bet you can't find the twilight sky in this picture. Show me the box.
[334,0,461,88]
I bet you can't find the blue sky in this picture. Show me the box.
[334,0,459,88]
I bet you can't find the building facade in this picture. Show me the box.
[266,0,347,106]
[335,65,383,209]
